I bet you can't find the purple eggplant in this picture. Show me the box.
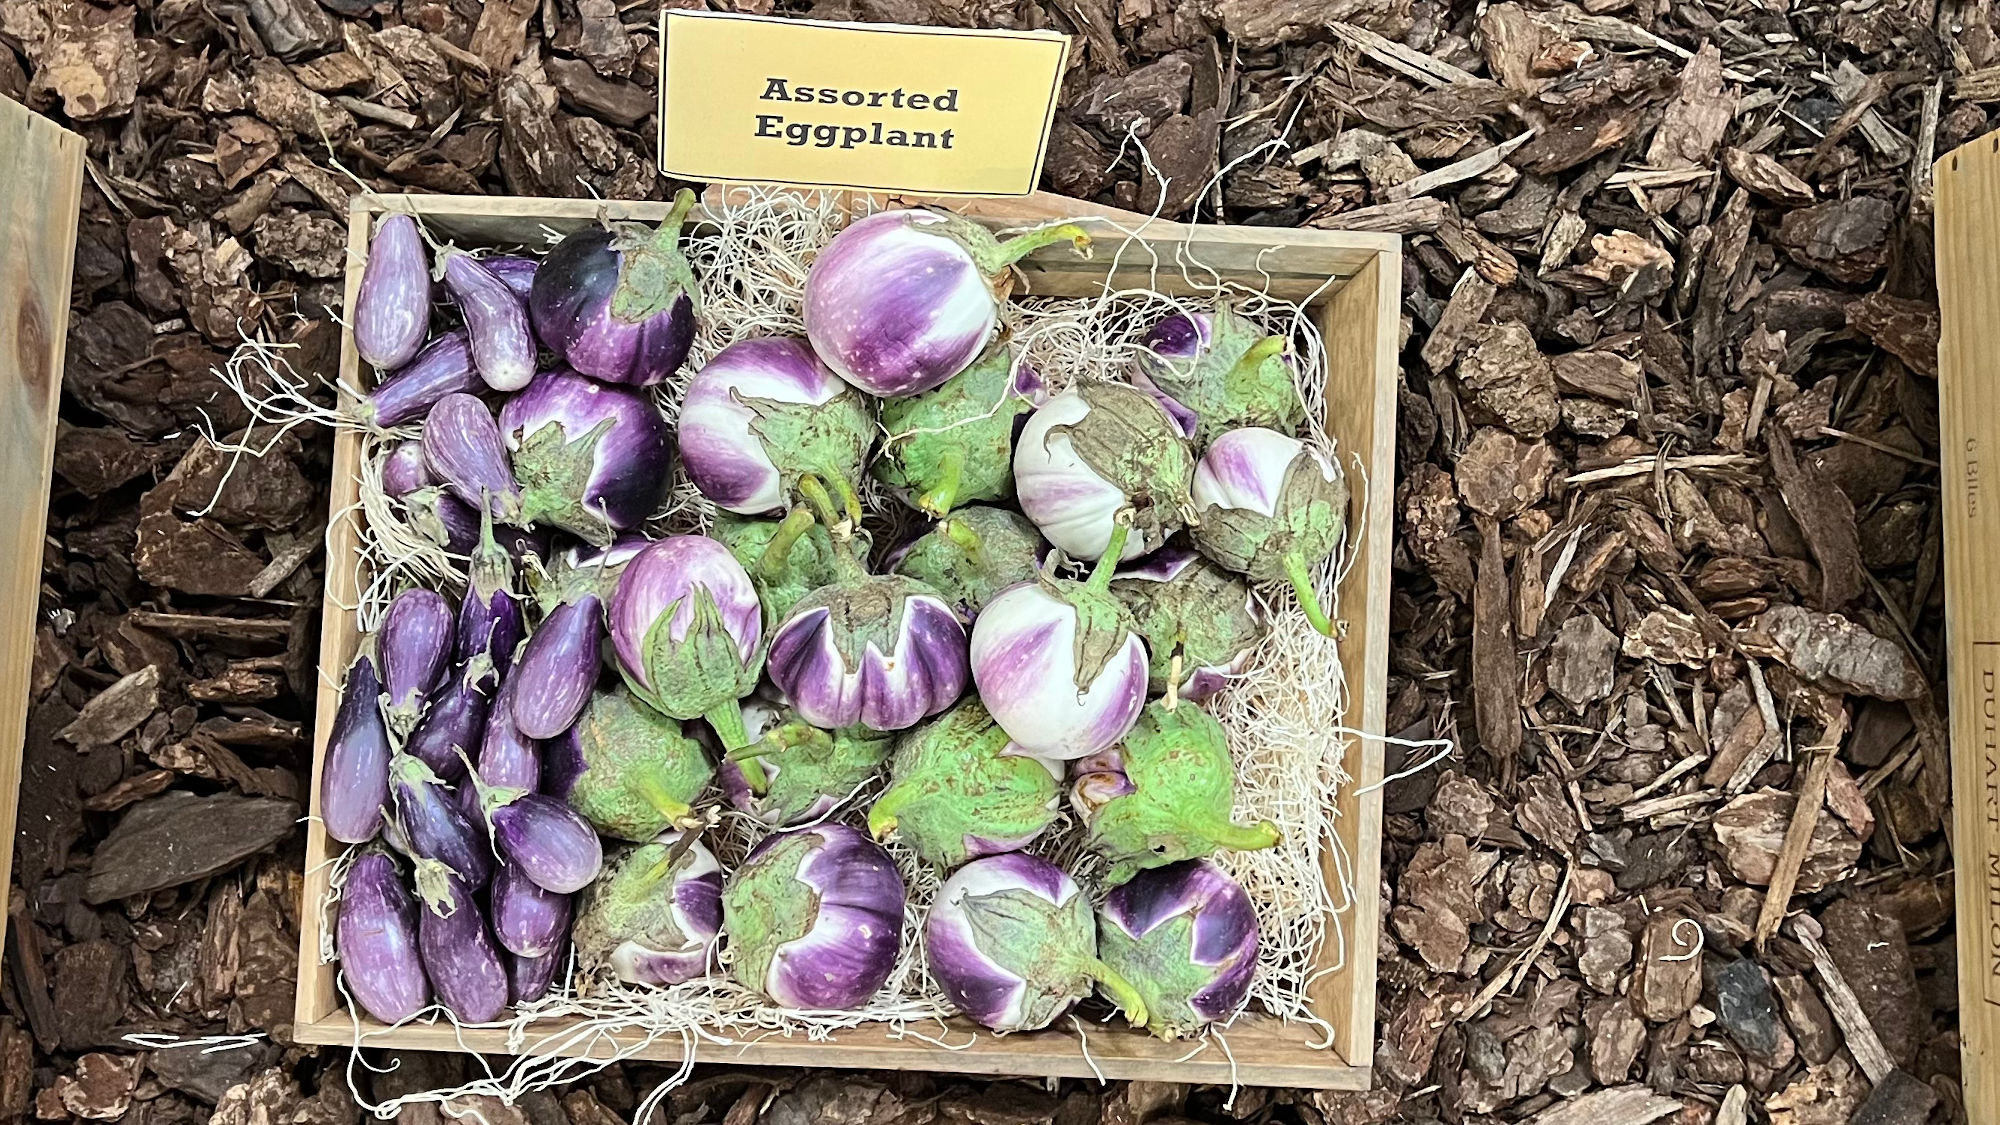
[491,859,571,959]
[336,850,431,1024]
[354,213,431,370]
[529,189,699,387]
[422,393,524,524]
[482,254,539,299]
[510,593,602,740]
[379,588,455,737]
[722,824,903,1009]
[609,536,764,751]
[476,675,542,794]
[406,486,548,563]
[498,370,673,546]
[382,440,438,498]
[403,672,488,781]
[574,831,721,987]
[474,783,605,895]
[322,652,391,844]
[417,872,511,1023]
[388,753,493,902]
[510,948,562,1004]
[441,250,536,392]
[362,330,478,429]
[1097,859,1259,1039]
[456,508,526,692]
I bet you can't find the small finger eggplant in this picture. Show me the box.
[403,672,488,781]
[874,340,1046,517]
[609,536,765,752]
[1075,702,1280,884]
[441,250,536,392]
[471,776,605,895]
[491,859,571,959]
[388,752,493,903]
[475,675,541,793]
[867,699,1057,869]
[422,393,524,524]
[510,590,603,740]
[679,337,873,528]
[499,370,673,546]
[1190,428,1346,637]
[380,588,455,737]
[968,518,1148,760]
[544,684,712,841]
[336,849,430,1024]
[1128,303,1301,443]
[1014,382,1194,562]
[767,537,968,734]
[574,831,722,987]
[1111,548,1266,702]
[510,948,563,1004]
[481,254,539,299]
[530,189,700,387]
[889,505,1046,622]
[354,213,431,370]
[927,854,1146,1033]
[362,330,479,430]
[322,652,391,844]
[804,209,1089,398]
[715,514,842,627]
[382,440,439,498]
[1097,859,1259,1039]
[455,509,526,693]
[722,824,904,1009]
[717,699,889,827]
[416,872,510,1023]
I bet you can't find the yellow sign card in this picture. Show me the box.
[658,12,1069,196]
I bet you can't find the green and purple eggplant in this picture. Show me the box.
[873,340,1046,517]
[1190,427,1346,637]
[867,699,1058,869]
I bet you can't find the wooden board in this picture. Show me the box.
[295,192,1395,1088]
[0,98,84,950]
[1938,135,2000,1124]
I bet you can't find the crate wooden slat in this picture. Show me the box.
[295,192,1397,1088]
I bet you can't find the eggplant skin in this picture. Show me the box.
[417,875,511,1023]
[510,947,562,1004]
[322,654,391,844]
[354,214,431,370]
[337,853,431,1024]
[531,229,696,388]
[509,595,602,740]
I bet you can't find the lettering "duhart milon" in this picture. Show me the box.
[754,77,959,151]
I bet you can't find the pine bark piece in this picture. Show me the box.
[1472,516,1522,776]
[1773,197,1895,284]
[1548,612,1618,707]
[83,791,300,903]
[1844,291,1939,378]
[1720,147,1815,206]
[57,665,159,747]
[1786,915,1896,1083]
[1818,897,1921,1069]
[1766,430,1865,611]
[1420,268,1496,372]
[1748,604,1924,700]
[1520,1085,1681,1125]
[1631,913,1702,1021]
[1456,321,1559,436]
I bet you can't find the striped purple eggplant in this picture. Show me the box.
[322,652,391,844]
[609,536,765,752]
[388,753,493,901]
[422,393,524,524]
[803,209,1089,397]
[403,673,488,781]
[1097,859,1259,1039]
[379,588,455,737]
[336,850,430,1024]
[868,699,1057,868]
[405,485,549,563]
[1111,548,1267,702]
[490,859,571,959]
[510,948,562,1004]
[482,254,539,299]
[510,592,602,740]
[382,440,438,497]
[678,337,872,524]
[544,684,711,842]
[416,872,510,1023]
[529,189,700,388]
[474,782,604,895]
[722,824,904,1009]
[1190,427,1346,637]
[475,675,541,794]
[354,213,431,370]
[498,370,673,546]
[455,511,525,692]
[574,831,722,987]
[1128,303,1300,444]
[362,330,478,429]
[441,251,536,392]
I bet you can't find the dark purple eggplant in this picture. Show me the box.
[442,251,536,393]
[422,393,524,524]
[491,860,570,958]
[354,213,431,370]
[406,486,549,563]
[529,190,699,388]
[476,676,542,794]
[482,255,539,300]
[404,673,488,781]
[510,593,602,740]
[510,948,562,1004]
[382,440,437,498]
[475,784,603,895]
[498,372,674,547]
[379,588,455,737]
[388,753,493,893]
[455,509,525,692]
[363,330,478,429]
[416,873,510,1023]
[337,850,430,1023]
[322,652,391,844]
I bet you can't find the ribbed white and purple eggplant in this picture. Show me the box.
[716,699,890,827]
[379,587,454,737]
[610,535,765,752]
[679,337,872,530]
[1111,548,1266,702]
[417,872,510,1023]
[888,505,1046,622]
[723,824,904,1009]
[336,849,430,1024]
[867,699,1057,869]
[490,859,571,959]
[360,330,479,429]
[1128,303,1300,443]
[543,684,712,841]
[421,393,524,524]
[715,514,842,627]
[353,213,430,370]
[322,651,391,843]
[469,772,604,895]
[802,209,1089,398]
[1014,382,1194,562]
[1072,702,1280,884]
[766,538,968,733]
[1190,427,1346,637]
[529,189,700,388]
[440,250,536,392]
[498,370,673,547]
[925,854,1147,1033]
[573,831,722,987]
[874,340,1045,516]
[1097,859,1259,1039]
[968,518,1148,760]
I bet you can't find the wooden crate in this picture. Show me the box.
[293,191,1399,1089]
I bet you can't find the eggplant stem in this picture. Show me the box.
[833,474,865,529]
[917,446,965,518]
[796,473,842,530]
[704,703,752,755]
[1224,334,1288,394]
[760,506,816,579]
[1282,552,1336,637]
[650,188,699,252]
[866,782,913,841]
[635,773,693,824]
[976,222,1092,275]
[1206,816,1283,853]
[1084,512,1135,593]
[1165,653,1183,711]
[733,752,771,794]
[941,518,987,568]
[1084,956,1150,1030]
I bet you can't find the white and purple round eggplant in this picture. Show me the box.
[573,830,723,987]
[1013,383,1193,562]
[609,535,766,752]
[1190,427,1347,638]
[721,823,904,1010]
[677,336,871,519]
[499,370,673,547]
[766,570,967,733]
[1097,859,1260,1039]
[1110,547,1266,701]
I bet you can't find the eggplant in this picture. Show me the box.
[416,872,511,1023]
[354,213,431,370]
[441,251,536,392]
[498,371,674,547]
[529,189,699,387]
[322,652,391,844]
[388,753,493,902]
[510,592,602,740]
[403,672,488,782]
[510,948,562,1004]
[455,508,526,692]
[379,588,455,737]
[336,850,431,1024]
[544,684,712,842]
[405,486,549,563]
[362,331,478,429]
[422,393,524,524]
[482,254,539,299]
[490,859,571,959]
[474,784,604,895]
[476,675,542,794]
[381,440,438,498]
